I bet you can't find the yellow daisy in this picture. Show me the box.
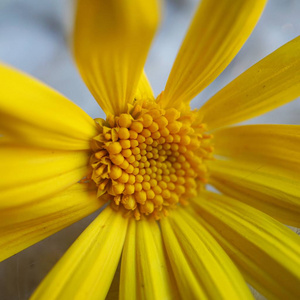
[1,0,300,299]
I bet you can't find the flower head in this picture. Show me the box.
[1,0,300,299]
[90,101,213,220]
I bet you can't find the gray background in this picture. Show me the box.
[0,0,299,299]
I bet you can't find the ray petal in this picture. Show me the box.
[191,191,300,299]
[200,37,300,130]
[31,207,128,300]
[159,0,266,109]
[73,0,160,115]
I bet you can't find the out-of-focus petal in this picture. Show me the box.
[0,184,104,262]
[73,0,160,115]
[0,64,97,150]
[213,125,300,168]
[31,207,128,299]
[209,159,300,227]
[0,142,89,207]
[192,191,300,299]
[159,0,266,109]
[135,71,155,102]
[160,209,253,299]
[200,37,300,130]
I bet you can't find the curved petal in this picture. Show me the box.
[191,191,300,299]
[200,36,300,130]
[213,125,300,168]
[1,167,88,209]
[160,209,253,299]
[0,183,104,262]
[159,0,266,109]
[73,0,160,116]
[0,142,89,192]
[210,177,300,228]
[31,206,128,300]
[209,159,300,227]
[0,64,98,150]
[120,218,178,300]
[0,142,90,208]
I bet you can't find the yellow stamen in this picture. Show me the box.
[89,99,213,220]
[118,114,132,128]
[107,142,122,154]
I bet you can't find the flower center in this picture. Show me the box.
[89,100,213,220]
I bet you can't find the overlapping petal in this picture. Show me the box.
[191,191,300,299]
[209,159,300,227]
[0,64,98,150]
[200,36,300,130]
[120,218,177,300]
[0,184,104,262]
[31,207,128,300]
[160,0,266,109]
[119,219,137,300]
[0,143,90,207]
[160,208,253,299]
[213,125,300,169]
[0,142,90,207]
[135,71,155,102]
[73,0,159,116]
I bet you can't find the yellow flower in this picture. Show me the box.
[1,0,300,299]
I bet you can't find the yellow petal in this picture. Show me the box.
[0,142,89,192]
[159,0,266,109]
[136,219,177,299]
[0,143,89,208]
[31,206,128,300]
[209,159,300,227]
[200,36,300,130]
[0,63,98,150]
[214,124,300,169]
[191,191,300,299]
[73,0,160,116]
[135,71,155,101]
[160,209,253,299]
[120,218,178,300]
[1,167,88,209]
[119,218,137,300]
[0,183,104,262]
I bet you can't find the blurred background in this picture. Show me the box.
[0,0,299,299]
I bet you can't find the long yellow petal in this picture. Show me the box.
[159,0,266,109]
[0,183,104,262]
[209,159,300,227]
[0,64,98,150]
[0,143,89,208]
[161,216,205,299]
[210,177,300,228]
[0,142,89,192]
[1,166,87,209]
[191,191,300,299]
[200,36,300,130]
[137,219,177,299]
[73,0,159,116]
[120,218,178,300]
[119,218,137,300]
[214,124,300,168]
[31,207,128,300]
[160,209,253,299]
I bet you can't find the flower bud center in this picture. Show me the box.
[89,100,213,220]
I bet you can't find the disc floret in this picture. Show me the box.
[89,100,213,220]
